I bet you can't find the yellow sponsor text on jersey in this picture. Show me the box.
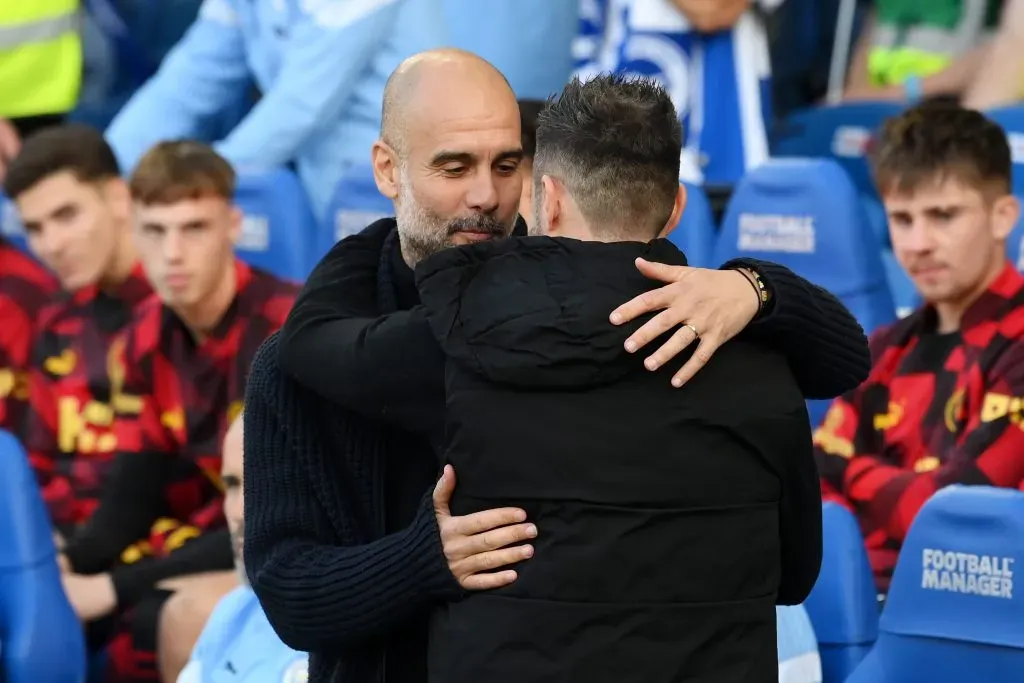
[57,396,117,454]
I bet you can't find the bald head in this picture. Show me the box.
[381,48,516,156]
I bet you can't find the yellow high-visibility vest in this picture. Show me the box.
[0,0,81,119]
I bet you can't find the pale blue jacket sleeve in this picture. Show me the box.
[214,0,405,169]
[105,0,251,173]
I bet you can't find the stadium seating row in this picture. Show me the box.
[804,486,1024,683]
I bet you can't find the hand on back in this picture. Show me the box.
[433,464,537,590]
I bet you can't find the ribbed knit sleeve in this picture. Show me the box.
[722,258,871,400]
[243,335,464,653]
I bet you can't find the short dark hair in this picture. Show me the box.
[518,99,545,161]
[871,102,1011,199]
[129,140,236,206]
[534,74,682,239]
[3,124,121,199]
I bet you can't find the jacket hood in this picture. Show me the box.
[414,236,688,389]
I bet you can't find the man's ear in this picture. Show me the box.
[992,193,1021,241]
[539,175,562,235]
[658,183,688,239]
[371,140,399,200]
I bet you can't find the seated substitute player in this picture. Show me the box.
[3,124,151,537]
[56,140,299,681]
[814,103,1024,591]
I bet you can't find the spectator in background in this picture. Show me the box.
[516,99,544,233]
[963,0,1024,109]
[574,0,781,186]
[442,0,577,100]
[168,413,307,683]
[56,141,298,682]
[814,103,1024,592]
[3,125,151,544]
[842,0,999,103]
[0,0,82,179]
[104,0,447,221]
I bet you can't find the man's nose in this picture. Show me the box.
[465,170,500,213]
[163,229,184,261]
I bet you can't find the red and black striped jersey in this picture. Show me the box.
[112,260,297,558]
[25,264,153,528]
[0,238,58,436]
[814,263,1024,590]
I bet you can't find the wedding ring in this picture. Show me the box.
[684,322,700,339]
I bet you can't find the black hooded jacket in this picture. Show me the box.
[415,236,820,683]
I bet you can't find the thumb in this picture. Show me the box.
[433,464,455,515]
[635,258,689,284]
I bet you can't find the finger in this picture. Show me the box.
[642,323,700,371]
[634,258,692,284]
[432,465,455,516]
[455,544,534,577]
[446,520,535,560]
[461,569,519,591]
[624,307,685,354]
[455,507,530,535]
[671,336,719,388]
[609,284,674,326]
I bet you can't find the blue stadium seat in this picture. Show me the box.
[233,168,317,282]
[771,103,905,199]
[0,429,86,683]
[714,158,896,331]
[715,158,896,427]
[668,182,716,268]
[986,107,1024,197]
[881,249,920,319]
[804,502,879,683]
[860,195,888,248]
[0,194,28,253]
[319,165,392,262]
[847,486,1024,683]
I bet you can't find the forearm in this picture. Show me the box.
[921,41,991,98]
[110,528,234,606]
[62,451,170,574]
[249,494,462,652]
[279,307,445,433]
[723,259,871,399]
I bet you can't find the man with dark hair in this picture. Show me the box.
[243,50,868,683]
[417,72,822,683]
[814,102,1024,592]
[52,140,298,682]
[530,75,683,240]
[4,124,148,533]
